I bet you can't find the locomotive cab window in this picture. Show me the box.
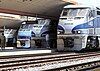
[62,8,88,17]
[62,9,68,16]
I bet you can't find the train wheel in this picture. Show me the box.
[86,36,99,50]
[92,37,99,49]
[35,40,42,48]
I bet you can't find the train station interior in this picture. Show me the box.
[0,0,76,54]
[0,0,99,71]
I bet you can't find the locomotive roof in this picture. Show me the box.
[64,5,94,9]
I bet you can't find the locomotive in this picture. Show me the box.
[57,5,100,51]
[17,19,50,48]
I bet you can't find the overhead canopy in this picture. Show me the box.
[0,0,77,29]
[0,0,76,19]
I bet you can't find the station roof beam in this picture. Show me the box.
[0,0,77,19]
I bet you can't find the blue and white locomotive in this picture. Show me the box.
[57,5,100,51]
[17,19,50,48]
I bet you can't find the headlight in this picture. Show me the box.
[31,32,35,37]
[41,34,46,37]
[57,30,64,34]
[57,31,61,34]
[73,30,81,34]
[87,39,91,42]
[77,30,81,34]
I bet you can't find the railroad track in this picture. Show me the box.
[0,52,100,71]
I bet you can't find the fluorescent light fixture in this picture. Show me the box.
[62,0,78,5]
[0,13,21,20]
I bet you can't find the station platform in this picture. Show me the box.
[0,47,53,56]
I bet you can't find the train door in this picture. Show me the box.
[88,10,95,34]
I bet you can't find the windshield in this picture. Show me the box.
[62,8,88,17]
[20,24,34,29]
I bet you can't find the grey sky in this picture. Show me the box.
[76,0,100,6]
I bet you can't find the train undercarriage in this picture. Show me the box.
[57,34,100,51]
[17,37,48,49]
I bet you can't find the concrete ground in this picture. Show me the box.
[0,47,53,56]
[93,68,100,71]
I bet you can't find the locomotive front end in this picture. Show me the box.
[57,5,91,51]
